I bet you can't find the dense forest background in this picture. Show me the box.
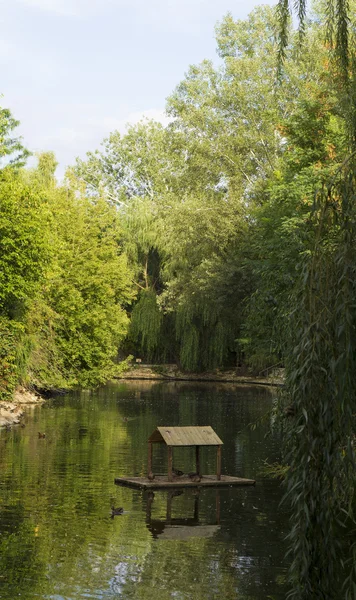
[1,5,342,394]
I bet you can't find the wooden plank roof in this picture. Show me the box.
[148,426,223,446]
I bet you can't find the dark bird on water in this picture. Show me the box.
[111,506,124,518]
[38,432,46,438]
[172,467,184,477]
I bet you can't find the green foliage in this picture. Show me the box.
[0,160,53,397]
[243,76,346,369]
[259,460,289,480]
[277,0,350,79]
[37,151,58,186]
[128,289,162,358]
[176,317,199,372]
[26,186,135,388]
[0,104,30,168]
[281,162,356,599]
[0,318,23,401]
[0,144,135,394]
[273,3,356,598]
[0,169,51,317]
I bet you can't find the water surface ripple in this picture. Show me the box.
[0,381,288,599]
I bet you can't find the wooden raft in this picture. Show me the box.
[114,474,256,490]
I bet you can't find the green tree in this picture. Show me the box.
[0,103,30,169]
[0,145,135,396]
[0,165,52,400]
[25,168,135,388]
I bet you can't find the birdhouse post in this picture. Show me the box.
[167,446,173,482]
[195,445,200,477]
[217,445,222,480]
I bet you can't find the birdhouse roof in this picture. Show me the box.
[148,426,223,446]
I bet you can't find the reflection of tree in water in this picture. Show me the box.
[0,382,287,600]
[0,510,47,598]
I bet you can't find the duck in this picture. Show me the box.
[38,432,46,439]
[188,472,201,483]
[172,467,184,477]
[111,506,124,518]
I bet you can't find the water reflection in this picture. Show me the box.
[0,381,288,599]
[145,489,220,540]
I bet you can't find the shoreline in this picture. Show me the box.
[0,387,44,428]
[115,365,284,388]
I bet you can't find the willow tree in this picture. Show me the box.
[276,1,356,598]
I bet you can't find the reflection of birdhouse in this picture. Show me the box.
[145,489,221,540]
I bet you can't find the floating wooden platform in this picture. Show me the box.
[114,474,256,490]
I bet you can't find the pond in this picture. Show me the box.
[0,381,288,600]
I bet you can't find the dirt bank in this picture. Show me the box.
[116,364,284,387]
[0,387,44,428]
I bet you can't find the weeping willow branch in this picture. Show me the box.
[283,159,356,599]
[277,0,350,78]
[276,0,290,69]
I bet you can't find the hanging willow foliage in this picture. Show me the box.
[277,0,350,75]
[128,289,162,358]
[282,160,356,599]
[174,297,234,372]
[276,2,356,597]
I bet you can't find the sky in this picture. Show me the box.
[1,0,276,176]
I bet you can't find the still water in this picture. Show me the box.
[0,381,288,600]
